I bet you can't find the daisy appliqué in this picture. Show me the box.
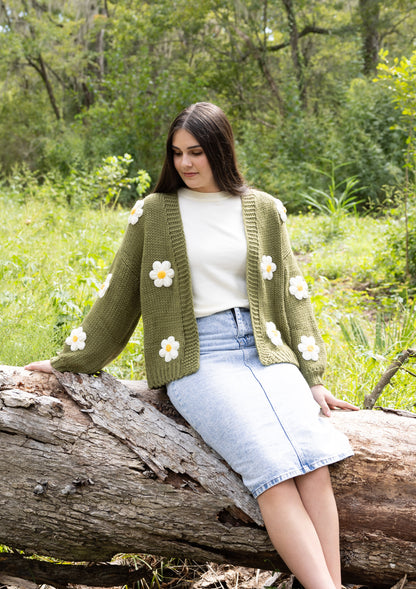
[66,326,87,351]
[128,199,144,225]
[266,322,283,346]
[298,335,319,361]
[149,261,175,287]
[261,255,276,280]
[289,275,309,300]
[98,273,112,298]
[159,336,180,362]
[275,198,287,222]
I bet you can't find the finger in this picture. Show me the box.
[328,399,359,411]
[24,361,52,373]
[320,400,331,417]
[24,362,41,371]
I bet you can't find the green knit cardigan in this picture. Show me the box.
[51,190,326,388]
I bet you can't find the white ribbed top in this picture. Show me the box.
[178,187,249,317]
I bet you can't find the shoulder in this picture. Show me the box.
[124,192,176,225]
[245,188,288,223]
[143,191,170,208]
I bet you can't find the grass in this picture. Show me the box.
[0,193,146,379]
[1,190,415,588]
[287,212,416,411]
[1,191,415,414]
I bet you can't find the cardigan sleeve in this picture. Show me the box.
[51,219,144,375]
[280,222,327,387]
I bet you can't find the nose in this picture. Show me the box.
[182,153,192,168]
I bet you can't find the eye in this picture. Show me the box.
[191,150,203,156]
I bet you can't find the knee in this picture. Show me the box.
[295,466,333,494]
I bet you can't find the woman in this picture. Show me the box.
[26,102,358,589]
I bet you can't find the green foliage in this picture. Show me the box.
[237,77,405,211]
[2,184,415,415]
[336,299,416,410]
[301,160,366,237]
[93,154,151,206]
[339,299,416,359]
[333,77,405,205]
[376,50,416,119]
[374,194,416,289]
[1,0,416,207]
[2,154,151,208]
[374,49,416,287]
[0,190,146,378]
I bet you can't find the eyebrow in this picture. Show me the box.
[171,143,202,150]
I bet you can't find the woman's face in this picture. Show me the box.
[172,128,220,193]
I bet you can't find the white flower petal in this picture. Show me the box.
[298,335,320,361]
[266,321,283,346]
[261,255,276,280]
[98,273,112,298]
[159,336,180,362]
[128,200,144,225]
[65,327,87,352]
[289,276,309,300]
[275,199,287,222]
[149,260,175,287]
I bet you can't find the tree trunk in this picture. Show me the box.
[281,0,307,109]
[26,54,61,121]
[0,365,415,588]
[359,0,381,76]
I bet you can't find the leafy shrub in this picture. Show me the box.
[2,154,151,208]
[374,198,416,290]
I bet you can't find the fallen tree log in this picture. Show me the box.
[0,365,415,589]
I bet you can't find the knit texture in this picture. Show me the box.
[51,190,326,388]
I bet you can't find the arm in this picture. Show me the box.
[26,206,145,375]
[279,225,327,387]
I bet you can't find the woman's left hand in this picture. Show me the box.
[310,384,359,417]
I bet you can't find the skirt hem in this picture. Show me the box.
[252,450,354,498]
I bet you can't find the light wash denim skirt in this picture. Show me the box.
[167,308,353,498]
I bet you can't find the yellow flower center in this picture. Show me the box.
[157,270,166,279]
[131,207,136,215]
[72,335,78,342]
[307,344,314,352]
[297,284,303,291]
[266,264,272,273]
[165,344,172,352]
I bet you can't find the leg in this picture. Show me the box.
[294,466,342,588]
[257,477,338,589]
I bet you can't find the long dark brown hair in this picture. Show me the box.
[154,102,246,195]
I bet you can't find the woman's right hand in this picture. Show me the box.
[24,360,53,373]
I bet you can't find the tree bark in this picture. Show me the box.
[234,26,286,117]
[0,365,415,588]
[281,0,307,109]
[364,349,416,409]
[26,53,61,120]
[359,0,381,76]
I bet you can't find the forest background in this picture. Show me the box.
[1,0,416,411]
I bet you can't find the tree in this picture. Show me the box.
[0,365,415,588]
